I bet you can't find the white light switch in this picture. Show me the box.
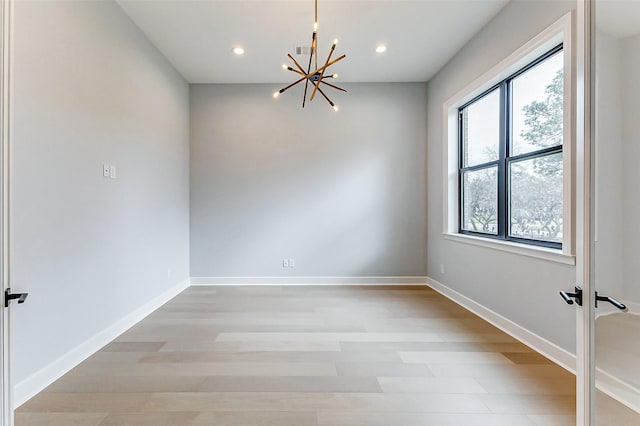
[109,165,117,179]
[289,258,295,268]
[103,163,110,177]
[283,259,289,268]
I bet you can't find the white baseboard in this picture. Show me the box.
[190,276,429,286]
[597,367,640,414]
[13,279,189,409]
[426,277,576,373]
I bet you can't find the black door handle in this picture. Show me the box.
[559,286,583,306]
[595,292,627,311]
[5,288,28,308]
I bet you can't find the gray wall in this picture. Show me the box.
[595,30,640,304]
[426,0,577,352]
[595,31,624,300]
[190,83,427,278]
[621,34,640,303]
[10,0,190,385]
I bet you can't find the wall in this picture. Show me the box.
[426,0,577,352]
[10,0,190,390]
[621,33,640,303]
[594,30,624,300]
[190,83,427,278]
[594,30,640,306]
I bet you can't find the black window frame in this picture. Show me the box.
[458,44,564,250]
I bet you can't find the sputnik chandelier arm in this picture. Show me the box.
[273,0,346,110]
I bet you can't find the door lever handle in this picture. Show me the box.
[4,288,28,308]
[595,293,627,311]
[560,286,582,306]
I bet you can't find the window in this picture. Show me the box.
[458,45,564,249]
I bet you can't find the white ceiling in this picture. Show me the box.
[597,0,640,39]
[116,0,509,83]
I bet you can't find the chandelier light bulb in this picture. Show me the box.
[232,47,245,55]
[332,73,338,78]
[332,105,339,112]
[375,45,387,53]
[314,22,318,32]
[333,38,339,46]
[273,91,280,99]
[282,64,288,70]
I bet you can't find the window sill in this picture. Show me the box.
[443,233,576,265]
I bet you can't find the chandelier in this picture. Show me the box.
[273,0,346,111]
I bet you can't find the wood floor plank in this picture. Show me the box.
[159,341,343,352]
[316,412,536,426]
[215,332,443,343]
[98,412,199,426]
[67,361,338,377]
[196,376,382,393]
[142,392,492,413]
[139,350,401,364]
[377,377,487,394]
[14,413,108,426]
[191,411,317,425]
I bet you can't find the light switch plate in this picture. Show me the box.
[103,163,110,177]
[109,165,117,179]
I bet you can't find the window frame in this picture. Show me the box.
[442,12,574,265]
[457,44,564,249]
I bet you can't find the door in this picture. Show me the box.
[570,0,640,424]
[0,0,10,423]
[592,0,640,423]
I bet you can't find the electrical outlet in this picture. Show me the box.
[440,264,445,274]
[282,259,289,268]
[289,258,295,268]
[103,163,110,177]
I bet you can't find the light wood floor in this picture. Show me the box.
[14,285,637,425]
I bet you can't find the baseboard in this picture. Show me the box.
[426,277,576,373]
[597,367,640,414]
[190,276,429,286]
[13,279,189,409]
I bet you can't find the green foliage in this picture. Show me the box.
[520,69,564,176]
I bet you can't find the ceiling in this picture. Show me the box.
[116,0,509,84]
[597,1,640,39]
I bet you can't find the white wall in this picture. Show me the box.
[426,0,577,352]
[621,33,640,303]
[594,30,624,300]
[594,30,640,306]
[190,83,427,278]
[10,0,190,387]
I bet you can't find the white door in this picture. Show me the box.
[0,0,10,423]
[592,0,640,423]
[573,1,640,424]
[0,1,28,424]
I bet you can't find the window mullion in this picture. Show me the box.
[497,81,508,239]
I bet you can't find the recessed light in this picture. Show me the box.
[233,47,245,55]
[375,45,387,53]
